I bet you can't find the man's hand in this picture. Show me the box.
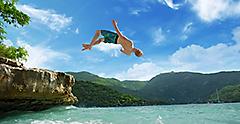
[82,44,92,51]
[112,19,123,37]
[112,20,117,26]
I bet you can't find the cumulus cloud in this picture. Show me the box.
[152,27,166,45]
[188,0,240,22]
[94,42,122,57]
[17,5,72,31]
[16,40,70,69]
[170,44,240,72]
[144,0,240,22]
[115,62,162,81]
[169,26,240,72]
[114,26,240,80]
[140,0,240,22]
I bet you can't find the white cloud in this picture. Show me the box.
[145,0,240,21]
[152,27,166,45]
[98,72,108,78]
[114,26,240,80]
[17,5,72,31]
[142,0,186,10]
[181,22,193,41]
[129,7,150,15]
[188,0,240,22]
[169,26,240,72]
[130,9,142,15]
[75,28,79,34]
[115,62,162,81]
[94,42,122,57]
[161,0,184,10]
[16,40,70,69]
[183,22,193,33]
[169,44,240,72]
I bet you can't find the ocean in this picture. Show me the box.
[0,103,239,124]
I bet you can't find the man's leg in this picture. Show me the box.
[92,38,104,45]
[82,38,104,51]
[90,30,101,46]
[82,30,102,51]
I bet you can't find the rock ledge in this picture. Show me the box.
[0,57,78,113]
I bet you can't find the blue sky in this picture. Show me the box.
[4,0,240,80]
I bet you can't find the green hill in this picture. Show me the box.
[68,71,240,105]
[72,81,165,107]
[122,80,147,91]
[139,71,240,104]
[67,71,147,91]
[209,84,240,103]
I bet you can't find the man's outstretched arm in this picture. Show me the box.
[120,48,131,56]
[112,20,123,37]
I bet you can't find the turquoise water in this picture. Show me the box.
[0,103,239,124]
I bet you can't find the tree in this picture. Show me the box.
[0,0,30,61]
[0,44,28,61]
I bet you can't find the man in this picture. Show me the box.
[82,20,143,57]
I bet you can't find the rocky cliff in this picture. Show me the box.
[0,57,78,113]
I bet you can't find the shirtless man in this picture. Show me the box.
[82,20,143,57]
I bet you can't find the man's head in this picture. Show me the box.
[133,48,143,57]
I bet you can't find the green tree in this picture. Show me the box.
[0,0,30,61]
[0,44,28,61]
[209,84,240,103]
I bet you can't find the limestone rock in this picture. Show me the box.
[0,57,78,113]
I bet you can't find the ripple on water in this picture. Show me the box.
[31,119,109,124]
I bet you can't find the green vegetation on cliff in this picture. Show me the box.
[0,0,30,40]
[0,0,30,61]
[139,71,240,104]
[70,71,240,105]
[0,45,28,61]
[209,84,240,103]
[72,81,165,107]
[68,71,147,91]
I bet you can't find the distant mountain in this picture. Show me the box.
[139,71,240,104]
[67,71,147,91]
[68,71,240,105]
[122,80,147,91]
[209,84,240,103]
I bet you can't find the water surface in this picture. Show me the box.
[0,103,239,124]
